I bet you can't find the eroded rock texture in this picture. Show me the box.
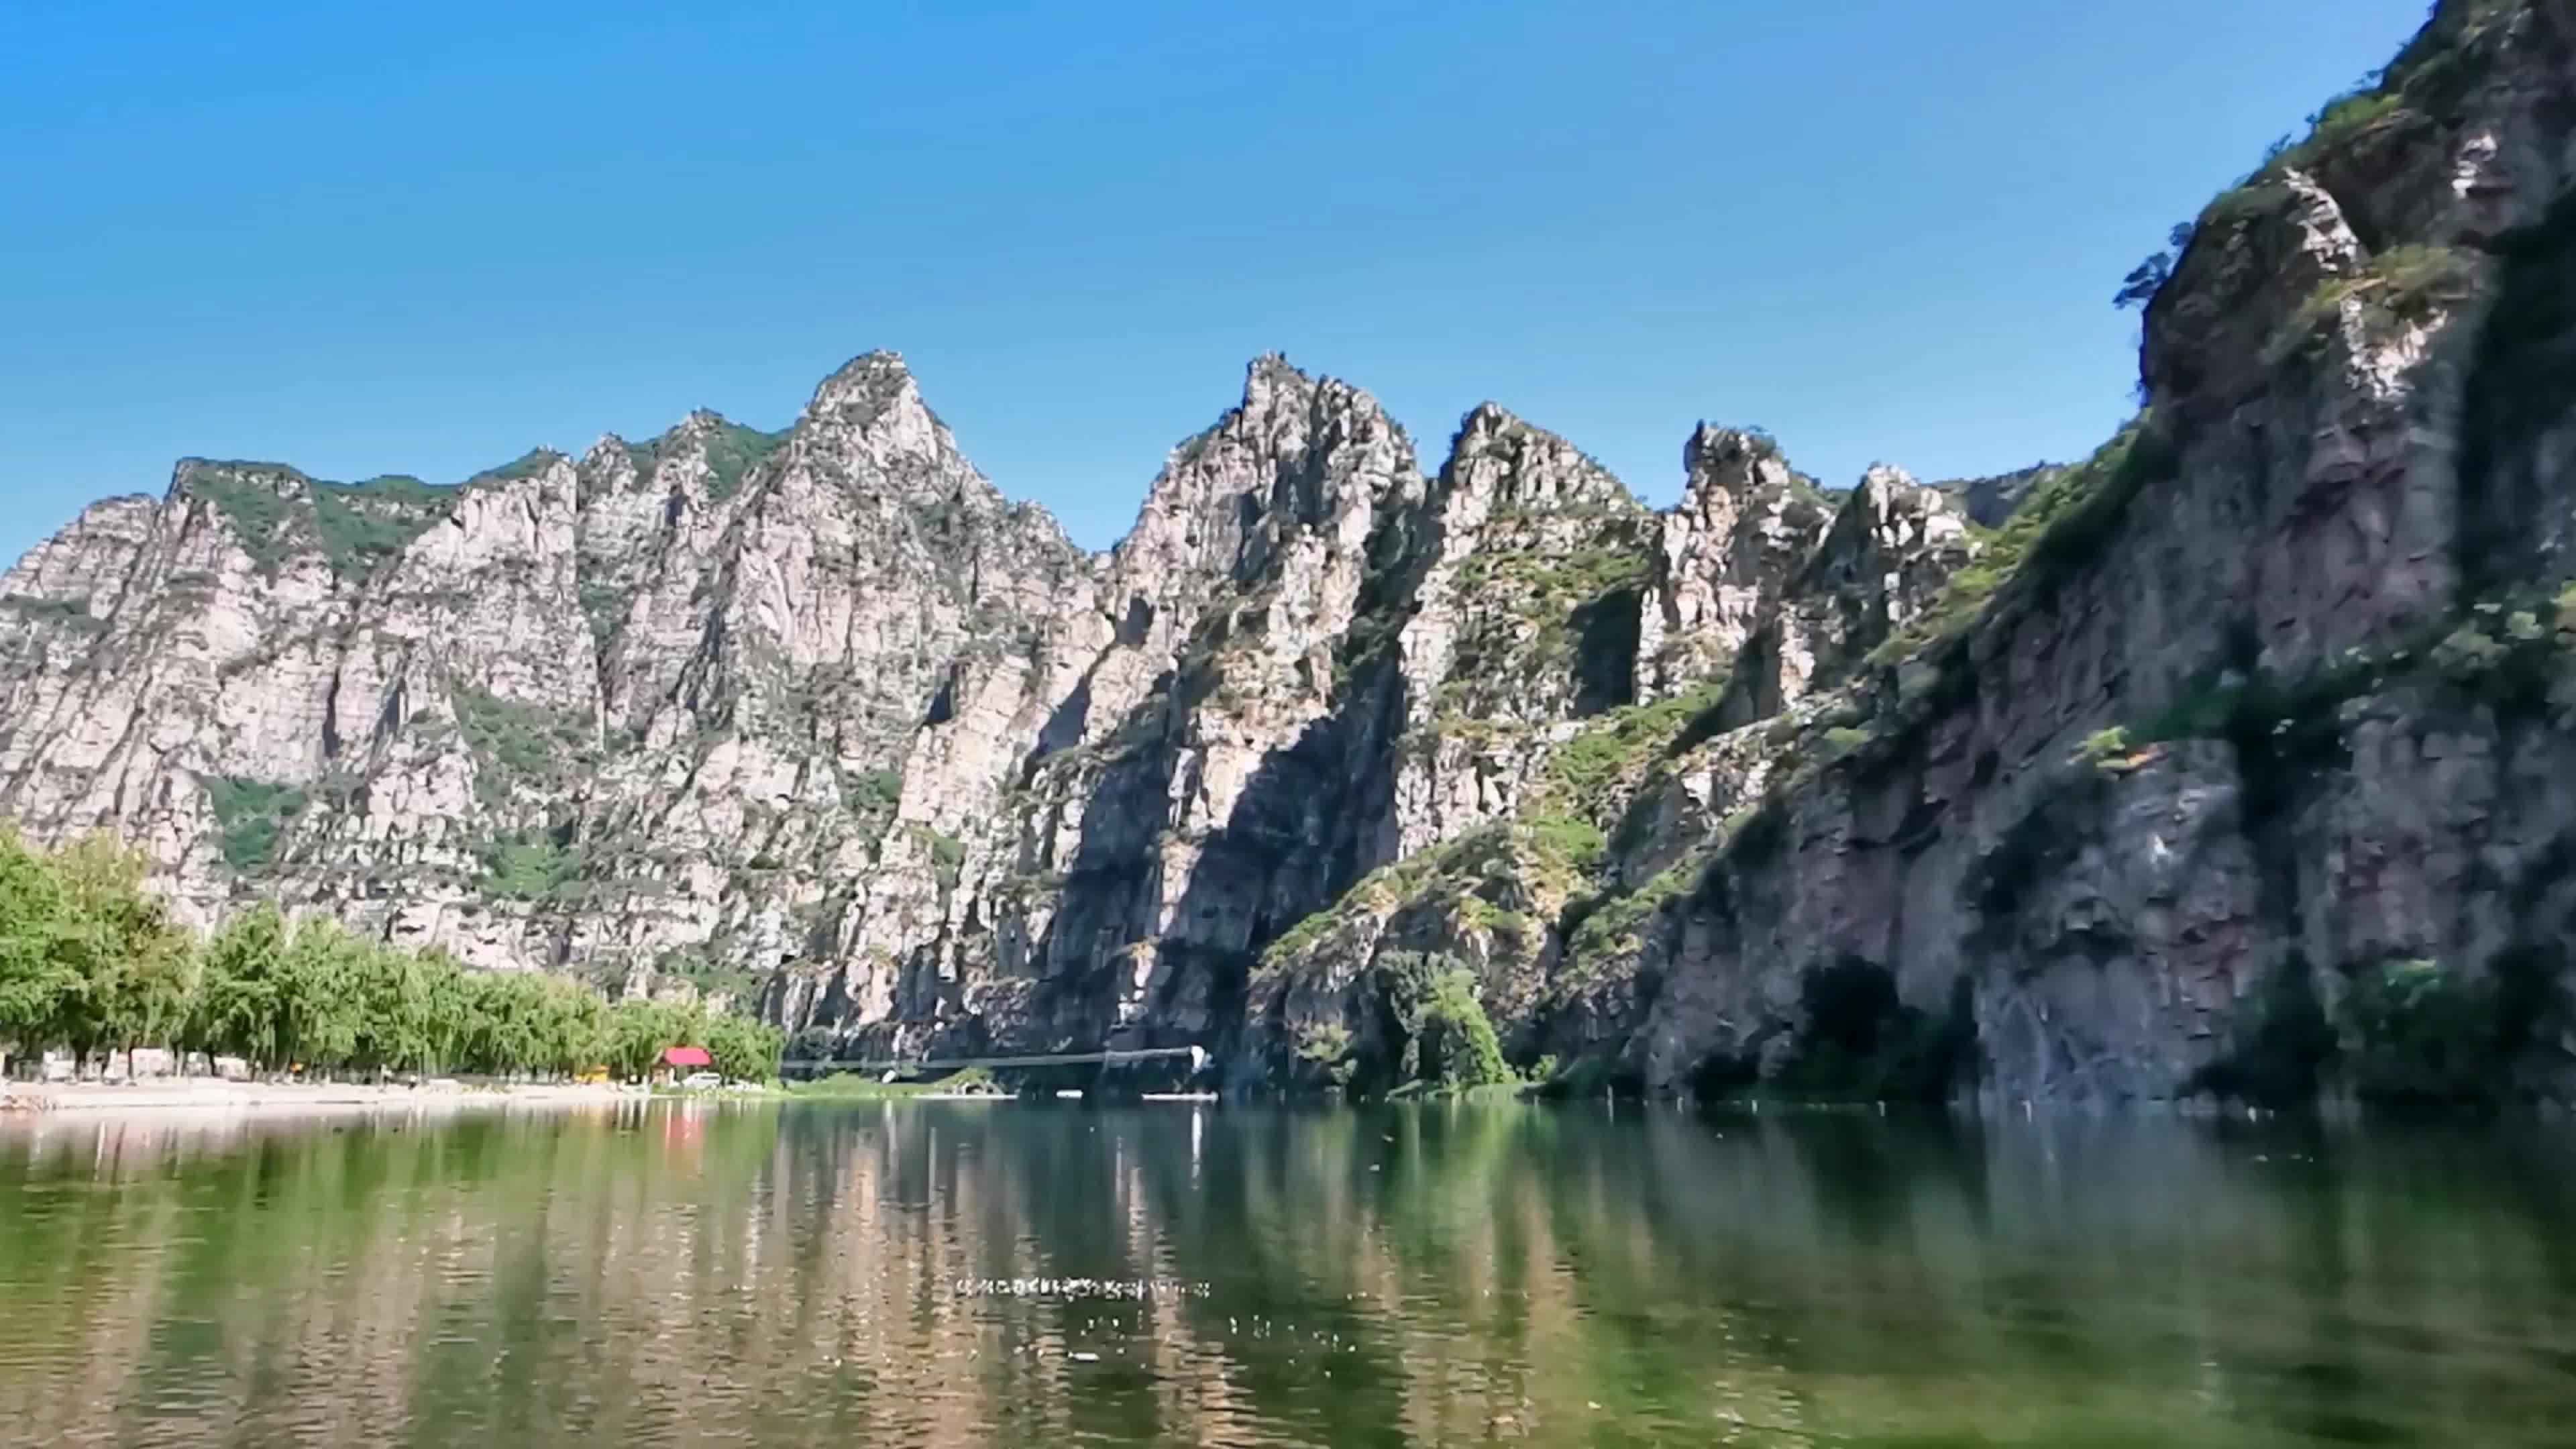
[9,1,2576,1104]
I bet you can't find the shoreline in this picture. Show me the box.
[1,1079,645,1116]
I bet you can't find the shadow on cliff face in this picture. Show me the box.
[1161,662,1411,1074]
[1570,585,1643,716]
[2457,175,2576,597]
[1023,655,1409,1075]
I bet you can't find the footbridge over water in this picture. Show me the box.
[777,1046,1206,1080]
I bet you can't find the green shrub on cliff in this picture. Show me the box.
[207,776,309,873]
[1864,417,2169,672]
[310,475,456,580]
[2265,245,2483,366]
[480,834,582,902]
[2337,957,2510,1106]
[1367,951,1511,1093]
[192,471,301,578]
[1295,1020,1358,1088]
[703,422,792,502]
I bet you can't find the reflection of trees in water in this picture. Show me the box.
[4,1105,2576,1446]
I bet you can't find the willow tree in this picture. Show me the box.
[0,826,73,1076]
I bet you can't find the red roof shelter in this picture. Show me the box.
[662,1046,713,1069]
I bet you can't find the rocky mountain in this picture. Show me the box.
[8,0,2576,1106]
[1935,463,2063,529]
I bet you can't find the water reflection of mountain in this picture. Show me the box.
[2,1104,2573,1447]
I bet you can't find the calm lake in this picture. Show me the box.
[1,1100,2571,1448]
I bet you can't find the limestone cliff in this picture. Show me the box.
[7,0,2575,1106]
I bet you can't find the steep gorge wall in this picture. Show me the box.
[1512,0,2576,1105]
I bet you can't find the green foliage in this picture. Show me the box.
[2419,592,2572,716]
[1436,522,1657,690]
[2098,585,2576,788]
[842,768,904,816]
[0,820,783,1083]
[2114,221,2197,312]
[2075,727,2134,765]
[1263,904,1338,969]
[2199,946,2561,1110]
[192,472,301,578]
[309,476,458,580]
[1525,546,1648,604]
[1524,812,1606,871]
[2336,957,2512,1106]
[480,835,583,902]
[1369,951,1511,1092]
[1505,681,1733,894]
[1540,682,1723,802]
[2182,3,2511,271]
[1866,418,2171,672]
[205,777,308,873]
[2265,245,2482,366]
[468,449,563,485]
[2199,178,2296,237]
[1,596,106,633]
[651,945,763,1004]
[908,825,967,885]
[1294,1020,1357,1089]
[697,1009,787,1083]
[2381,0,2518,103]
[577,580,629,651]
[1543,722,1642,805]
[451,686,588,804]
[2236,87,2416,191]
[343,474,447,503]
[1564,855,1700,977]
[702,423,792,502]
[1419,968,1511,1089]
[0,831,193,1069]
[2304,89,2408,150]
[184,460,460,584]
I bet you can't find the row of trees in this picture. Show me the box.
[0,827,782,1083]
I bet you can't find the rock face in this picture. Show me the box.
[8,0,2576,1104]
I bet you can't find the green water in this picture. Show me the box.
[1,1102,2571,1448]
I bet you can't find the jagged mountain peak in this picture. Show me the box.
[1438,402,1644,517]
[803,349,923,430]
[1850,462,1923,498]
[1226,352,1409,443]
[169,457,313,499]
[1243,347,1303,382]
[1684,421,1786,466]
[13,0,2576,1109]
[1676,423,1805,521]
[1933,462,2061,528]
[1805,460,1968,582]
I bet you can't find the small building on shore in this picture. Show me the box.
[657,1046,713,1085]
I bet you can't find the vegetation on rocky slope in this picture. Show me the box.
[7,2,2571,1110]
[206,777,309,872]
[1864,417,2169,676]
[189,464,466,582]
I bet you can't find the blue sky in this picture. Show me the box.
[3,1,2431,562]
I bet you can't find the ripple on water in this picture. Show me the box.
[3,1104,2576,1446]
